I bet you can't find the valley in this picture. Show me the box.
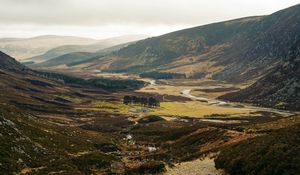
[19,67,297,174]
[1,51,298,174]
[1,49,299,174]
[1,2,300,175]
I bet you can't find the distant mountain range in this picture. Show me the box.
[30,42,133,69]
[0,35,148,61]
[0,35,97,60]
[26,35,149,63]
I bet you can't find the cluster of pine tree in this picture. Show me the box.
[123,96,160,107]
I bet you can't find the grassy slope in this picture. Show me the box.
[220,39,300,111]
[215,121,300,175]
[0,107,119,175]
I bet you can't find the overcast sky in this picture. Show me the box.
[0,0,299,39]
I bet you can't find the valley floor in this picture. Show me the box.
[1,71,299,174]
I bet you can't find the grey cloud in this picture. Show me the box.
[0,0,299,26]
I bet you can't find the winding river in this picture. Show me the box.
[181,88,294,117]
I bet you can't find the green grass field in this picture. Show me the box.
[150,101,250,118]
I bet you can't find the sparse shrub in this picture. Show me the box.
[137,115,165,124]
[215,124,300,175]
[125,161,165,174]
[72,152,116,174]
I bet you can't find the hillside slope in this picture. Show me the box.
[0,51,27,71]
[31,52,96,68]
[84,4,300,83]
[0,51,151,174]
[220,40,300,110]
[0,51,144,112]
[0,51,77,112]
[215,123,300,175]
[0,53,120,174]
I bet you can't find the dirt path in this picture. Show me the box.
[165,156,225,175]
[17,166,46,175]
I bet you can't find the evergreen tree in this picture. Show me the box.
[148,97,156,107]
[141,97,148,106]
[123,96,132,105]
[123,96,160,107]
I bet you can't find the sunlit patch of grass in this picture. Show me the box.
[150,101,249,118]
[76,101,131,114]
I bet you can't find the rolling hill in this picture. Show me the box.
[31,52,97,68]
[26,35,149,63]
[0,35,97,60]
[82,4,300,83]
[29,42,135,69]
